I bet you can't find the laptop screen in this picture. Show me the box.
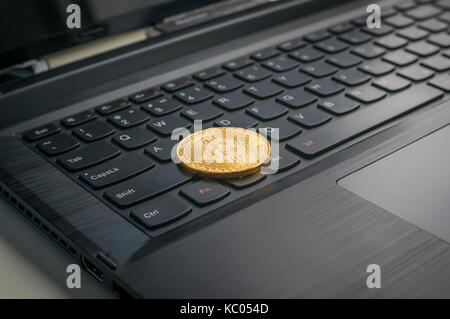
[0,0,222,69]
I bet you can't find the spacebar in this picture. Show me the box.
[287,84,443,158]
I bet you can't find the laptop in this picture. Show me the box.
[1,0,450,298]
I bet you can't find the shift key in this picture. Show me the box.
[104,165,193,208]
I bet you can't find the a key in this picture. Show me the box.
[304,30,331,43]
[213,91,254,110]
[129,87,163,104]
[338,30,372,45]
[96,99,130,115]
[305,79,345,97]
[258,117,302,141]
[332,69,371,86]
[234,66,271,82]
[148,115,191,136]
[181,102,223,122]
[107,109,149,129]
[287,84,443,158]
[130,195,191,229]
[318,96,360,115]
[193,66,225,81]
[36,134,79,156]
[429,73,450,92]
[243,81,284,99]
[358,60,396,76]
[326,52,362,68]
[80,153,154,189]
[104,165,192,208]
[346,86,386,103]
[73,121,115,142]
[406,41,440,56]
[428,33,450,48]
[397,65,434,81]
[272,70,311,88]
[262,56,299,73]
[351,44,386,59]
[289,47,324,63]
[397,26,429,41]
[421,55,450,71]
[214,113,258,128]
[251,47,280,61]
[145,139,178,162]
[141,97,183,116]
[224,173,266,189]
[180,180,230,206]
[23,123,60,142]
[223,57,254,71]
[269,148,301,173]
[205,75,244,92]
[314,38,349,53]
[375,34,408,49]
[62,110,97,128]
[246,101,288,121]
[288,108,331,128]
[361,25,394,37]
[112,127,156,150]
[300,61,337,78]
[384,14,414,28]
[277,38,306,52]
[162,77,194,92]
[276,90,317,108]
[328,22,354,35]
[405,5,441,20]
[372,74,411,92]
[418,19,448,32]
[57,142,120,171]
[383,50,418,66]
[174,86,213,104]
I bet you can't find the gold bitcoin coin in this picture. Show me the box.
[177,127,271,178]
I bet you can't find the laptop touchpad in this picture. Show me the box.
[338,125,450,243]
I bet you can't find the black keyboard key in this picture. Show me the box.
[80,153,154,189]
[193,66,225,81]
[96,99,130,115]
[438,12,450,23]
[73,121,115,142]
[214,113,258,128]
[181,102,223,122]
[57,142,120,171]
[351,44,386,59]
[62,110,97,128]
[375,34,408,49]
[361,25,394,37]
[418,18,448,32]
[332,69,371,86]
[351,16,368,27]
[397,26,429,41]
[444,50,450,59]
[36,134,79,156]
[304,30,331,43]
[277,38,306,52]
[276,90,317,108]
[129,88,163,104]
[224,173,266,190]
[269,148,300,173]
[234,65,271,82]
[262,56,298,72]
[246,101,288,121]
[338,30,372,45]
[383,50,418,66]
[180,180,230,206]
[288,108,331,128]
[251,48,280,61]
[272,70,310,88]
[372,74,411,92]
[148,115,191,136]
[395,1,416,11]
[162,78,194,92]
[244,81,284,99]
[23,124,60,142]
[289,47,324,62]
[104,165,192,208]
[314,38,348,53]
[326,52,362,68]
[436,0,450,10]
[145,139,178,162]
[421,55,450,71]
[205,75,244,92]
[318,96,360,115]
[107,109,149,128]
[328,22,354,35]
[174,86,213,104]
[397,64,434,81]
[223,57,254,71]
[405,4,440,20]
[141,96,183,116]
[112,127,156,150]
[346,86,386,103]
[384,14,415,28]
[428,33,450,48]
[287,84,443,158]
[406,41,440,57]
[130,195,191,229]
[305,79,345,97]
[213,91,254,110]
[429,73,450,92]
[358,60,396,76]
[300,61,337,78]
[258,117,302,141]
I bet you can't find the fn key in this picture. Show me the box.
[180,180,230,206]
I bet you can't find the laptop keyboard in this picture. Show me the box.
[19,1,450,236]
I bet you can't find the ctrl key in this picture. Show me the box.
[130,195,191,229]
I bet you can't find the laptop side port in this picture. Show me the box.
[81,256,105,282]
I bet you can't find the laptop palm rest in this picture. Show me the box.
[338,125,450,243]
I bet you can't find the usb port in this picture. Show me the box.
[81,256,105,282]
